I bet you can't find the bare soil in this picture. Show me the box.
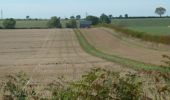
[0,29,131,84]
[81,28,170,65]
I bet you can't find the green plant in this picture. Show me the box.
[70,68,143,100]
[98,24,170,44]
[0,72,38,100]
[65,19,77,28]
[100,13,111,24]
[47,16,61,28]
[3,18,16,29]
[115,73,142,100]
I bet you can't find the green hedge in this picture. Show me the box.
[98,24,170,44]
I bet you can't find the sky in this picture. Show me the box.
[0,0,169,19]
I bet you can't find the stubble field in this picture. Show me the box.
[0,29,129,84]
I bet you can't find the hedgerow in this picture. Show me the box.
[98,24,170,44]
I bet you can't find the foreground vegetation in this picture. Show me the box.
[1,64,170,99]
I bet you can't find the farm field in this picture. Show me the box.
[0,20,71,28]
[80,28,170,66]
[112,18,170,36]
[0,29,130,84]
[0,20,48,28]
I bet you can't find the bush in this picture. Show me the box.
[3,18,16,29]
[100,14,111,24]
[100,24,170,44]
[47,16,61,28]
[65,19,77,28]
[86,16,99,25]
[1,64,170,99]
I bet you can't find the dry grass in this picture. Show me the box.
[0,29,131,84]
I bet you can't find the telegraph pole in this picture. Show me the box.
[1,9,3,19]
[85,12,88,18]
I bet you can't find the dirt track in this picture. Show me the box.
[0,29,129,84]
[81,28,170,65]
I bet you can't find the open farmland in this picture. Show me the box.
[0,20,48,28]
[80,28,170,66]
[0,20,72,29]
[0,29,131,84]
[112,18,170,36]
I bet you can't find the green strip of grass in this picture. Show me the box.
[74,29,170,72]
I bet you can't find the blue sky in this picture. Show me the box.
[0,0,169,18]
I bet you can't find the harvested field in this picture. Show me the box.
[80,28,170,66]
[0,29,130,84]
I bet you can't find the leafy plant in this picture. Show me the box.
[1,72,38,100]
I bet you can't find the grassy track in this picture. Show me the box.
[74,29,170,72]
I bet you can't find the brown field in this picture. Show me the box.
[0,29,131,84]
[81,28,170,65]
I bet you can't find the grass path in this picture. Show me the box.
[74,29,170,72]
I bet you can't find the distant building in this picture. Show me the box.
[78,20,92,28]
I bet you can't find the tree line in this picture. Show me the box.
[0,6,167,29]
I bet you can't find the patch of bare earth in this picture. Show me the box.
[80,28,170,65]
[0,29,132,84]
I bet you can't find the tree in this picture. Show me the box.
[3,18,16,29]
[47,16,61,28]
[65,19,77,28]
[108,15,113,19]
[125,14,128,18]
[76,15,81,20]
[100,13,111,24]
[70,16,75,19]
[155,7,166,17]
[119,15,123,18]
[26,16,30,20]
[86,15,99,25]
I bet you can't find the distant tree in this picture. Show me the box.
[125,14,128,18]
[34,18,38,21]
[47,16,61,28]
[65,19,77,28]
[86,15,99,25]
[155,7,166,17]
[119,15,123,18]
[70,16,75,19]
[3,18,16,29]
[108,15,113,19]
[26,16,30,20]
[100,13,111,24]
[76,15,81,20]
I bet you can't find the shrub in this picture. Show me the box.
[3,18,16,29]
[65,19,77,28]
[100,13,111,24]
[1,65,170,99]
[47,16,61,28]
[86,16,99,25]
[100,24,170,44]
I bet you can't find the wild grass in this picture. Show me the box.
[1,67,170,100]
